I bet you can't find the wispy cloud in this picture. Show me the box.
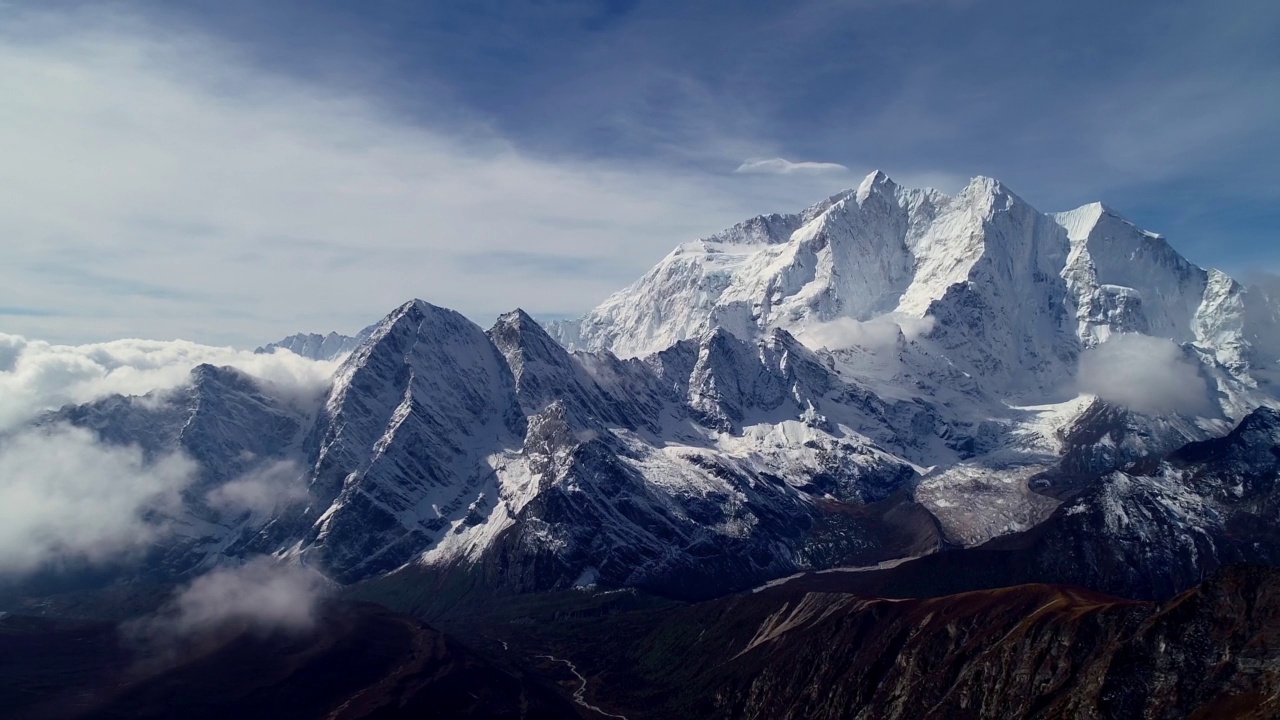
[0,307,58,317]
[1076,334,1214,417]
[3,1,1273,345]
[126,557,329,643]
[735,158,849,175]
[0,8,821,345]
[0,424,196,574]
[798,314,936,352]
[450,250,633,282]
[205,459,309,515]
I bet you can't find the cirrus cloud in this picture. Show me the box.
[735,157,850,175]
[0,8,820,346]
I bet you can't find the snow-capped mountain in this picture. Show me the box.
[44,364,317,575]
[298,300,528,581]
[549,170,1279,545]
[549,172,1262,384]
[36,171,1280,606]
[256,328,372,361]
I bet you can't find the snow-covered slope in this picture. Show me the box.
[419,306,931,597]
[543,170,1280,545]
[548,172,1267,399]
[297,300,528,581]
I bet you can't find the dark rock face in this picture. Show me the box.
[31,291,1280,611]
[32,299,928,601]
[487,308,665,432]
[484,436,809,600]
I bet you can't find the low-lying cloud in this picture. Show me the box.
[1076,334,1214,416]
[0,424,195,575]
[206,460,309,514]
[736,157,850,175]
[131,558,328,640]
[799,314,937,352]
[0,333,339,431]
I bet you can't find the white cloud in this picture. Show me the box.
[798,314,936,352]
[1076,334,1214,416]
[0,9,827,346]
[0,333,338,431]
[128,558,328,641]
[0,424,196,574]
[735,157,850,175]
[206,459,309,514]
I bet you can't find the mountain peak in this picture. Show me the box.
[1055,201,1167,244]
[855,169,897,202]
[189,363,257,394]
[391,298,440,319]
[364,299,475,344]
[492,308,541,332]
[488,308,568,380]
[1237,405,1280,433]
[961,175,1016,202]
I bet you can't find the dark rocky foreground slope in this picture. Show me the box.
[0,602,577,720]
[446,564,1280,720]
[4,567,1278,719]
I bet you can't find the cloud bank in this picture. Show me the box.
[0,333,338,431]
[0,424,195,575]
[736,157,850,175]
[1076,334,1214,416]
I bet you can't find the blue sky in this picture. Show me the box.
[2,0,1277,344]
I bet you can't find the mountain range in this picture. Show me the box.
[8,171,1280,718]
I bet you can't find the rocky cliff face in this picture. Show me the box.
[299,300,528,582]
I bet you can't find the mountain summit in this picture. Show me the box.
[549,171,1265,398]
